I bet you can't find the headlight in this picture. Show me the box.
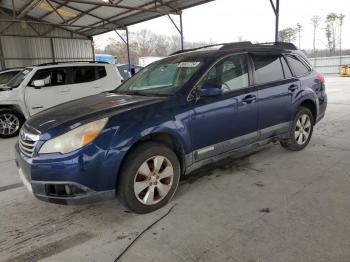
[39,118,108,154]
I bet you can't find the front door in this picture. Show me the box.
[190,54,259,162]
[25,67,73,116]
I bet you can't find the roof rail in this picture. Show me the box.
[170,43,228,56]
[169,41,297,56]
[256,42,297,50]
[36,61,109,66]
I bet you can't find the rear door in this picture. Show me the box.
[69,65,113,100]
[190,53,259,162]
[251,53,298,139]
[25,67,73,115]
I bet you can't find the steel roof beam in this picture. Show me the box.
[48,0,124,29]
[54,0,174,14]
[0,18,111,30]
[76,0,180,34]
[17,0,41,19]
[45,0,66,23]
[39,0,69,19]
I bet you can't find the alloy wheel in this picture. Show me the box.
[295,114,311,145]
[0,113,20,136]
[133,155,174,205]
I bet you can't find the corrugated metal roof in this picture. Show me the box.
[0,0,214,37]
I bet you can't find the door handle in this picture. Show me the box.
[93,86,102,89]
[242,95,256,104]
[288,84,298,92]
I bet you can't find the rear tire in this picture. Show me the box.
[117,142,180,214]
[280,106,314,151]
[0,109,24,138]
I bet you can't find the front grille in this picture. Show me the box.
[19,129,39,158]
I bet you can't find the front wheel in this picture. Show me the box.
[117,142,180,214]
[280,107,314,151]
[0,109,24,138]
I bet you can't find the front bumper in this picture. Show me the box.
[15,142,124,205]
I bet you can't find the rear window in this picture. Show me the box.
[251,55,284,84]
[286,55,311,77]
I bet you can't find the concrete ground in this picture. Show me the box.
[1,77,350,262]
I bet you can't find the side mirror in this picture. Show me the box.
[199,87,223,97]
[130,68,136,76]
[32,80,45,88]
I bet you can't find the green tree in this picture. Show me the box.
[296,23,302,48]
[310,15,321,57]
[325,13,339,55]
[278,27,297,43]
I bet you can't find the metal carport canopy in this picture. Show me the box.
[0,0,214,37]
[0,0,280,71]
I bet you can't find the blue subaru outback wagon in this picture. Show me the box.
[16,42,327,213]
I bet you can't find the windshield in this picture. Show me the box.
[0,71,20,85]
[7,68,32,88]
[115,56,203,96]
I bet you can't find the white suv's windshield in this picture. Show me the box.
[7,68,32,88]
[116,56,203,96]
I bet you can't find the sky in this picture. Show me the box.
[93,0,350,50]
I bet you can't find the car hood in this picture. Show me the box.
[25,92,166,135]
[0,84,11,91]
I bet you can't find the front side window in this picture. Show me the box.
[252,55,284,85]
[116,56,204,96]
[286,55,311,77]
[7,68,33,88]
[199,54,249,93]
[29,68,68,87]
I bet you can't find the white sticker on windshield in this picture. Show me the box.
[23,70,30,74]
[178,62,200,68]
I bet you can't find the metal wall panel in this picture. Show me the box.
[0,36,93,69]
[309,55,350,75]
[0,13,92,70]
[53,38,93,60]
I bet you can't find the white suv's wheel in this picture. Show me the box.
[0,109,23,138]
[117,142,180,214]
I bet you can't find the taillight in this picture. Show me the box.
[317,73,325,85]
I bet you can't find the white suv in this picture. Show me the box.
[0,62,122,138]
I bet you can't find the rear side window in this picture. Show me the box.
[96,66,107,78]
[286,55,311,77]
[73,66,106,84]
[74,66,96,84]
[251,55,284,84]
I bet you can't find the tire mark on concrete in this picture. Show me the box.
[5,232,93,262]
[0,183,23,193]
